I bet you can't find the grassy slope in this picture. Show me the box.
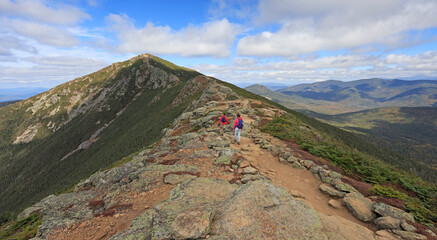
[0,56,201,216]
[302,107,437,182]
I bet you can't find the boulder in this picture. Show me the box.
[328,199,342,209]
[112,178,237,240]
[343,192,376,222]
[372,202,415,223]
[400,221,417,232]
[335,183,359,194]
[391,230,427,240]
[375,216,401,230]
[214,156,231,165]
[241,174,265,184]
[164,174,197,185]
[292,161,304,169]
[319,184,346,198]
[286,155,299,163]
[302,160,315,169]
[211,180,329,239]
[375,230,398,240]
[241,166,258,175]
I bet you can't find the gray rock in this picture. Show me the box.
[335,183,359,194]
[343,192,376,222]
[215,156,231,165]
[287,155,299,163]
[164,174,197,185]
[329,171,342,179]
[242,166,258,175]
[375,216,401,230]
[328,199,342,209]
[292,161,304,169]
[302,160,315,169]
[319,184,346,198]
[372,202,415,223]
[241,174,266,184]
[391,230,427,240]
[400,221,417,232]
[211,180,329,240]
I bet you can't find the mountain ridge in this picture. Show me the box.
[0,54,435,239]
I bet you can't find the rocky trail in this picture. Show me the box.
[23,87,434,240]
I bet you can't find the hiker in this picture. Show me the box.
[219,113,230,135]
[233,113,243,145]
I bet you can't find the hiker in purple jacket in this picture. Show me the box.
[233,113,243,145]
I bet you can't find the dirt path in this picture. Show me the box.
[229,121,376,231]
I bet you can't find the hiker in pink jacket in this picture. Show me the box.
[233,113,244,145]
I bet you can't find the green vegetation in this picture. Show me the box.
[303,107,437,182]
[261,113,436,225]
[0,213,42,240]
[0,55,203,216]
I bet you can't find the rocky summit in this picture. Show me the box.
[1,54,435,240]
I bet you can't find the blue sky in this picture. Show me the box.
[1,0,437,89]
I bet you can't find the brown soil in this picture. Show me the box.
[47,185,172,240]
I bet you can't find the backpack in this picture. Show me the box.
[236,119,243,129]
[221,116,226,123]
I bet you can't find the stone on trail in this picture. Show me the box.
[319,184,346,198]
[400,221,417,232]
[335,182,359,194]
[292,161,304,169]
[241,166,258,175]
[372,202,415,223]
[240,174,265,184]
[214,156,231,165]
[328,199,342,209]
[163,174,197,185]
[375,216,401,230]
[391,230,427,240]
[343,192,376,222]
[211,180,329,240]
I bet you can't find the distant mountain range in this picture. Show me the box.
[246,80,437,180]
[246,79,437,114]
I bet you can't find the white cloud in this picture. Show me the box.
[1,18,79,47]
[0,35,38,57]
[0,0,90,25]
[237,0,437,57]
[192,52,437,85]
[106,14,241,57]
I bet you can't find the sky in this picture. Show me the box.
[1,0,437,90]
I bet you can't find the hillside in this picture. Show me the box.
[0,55,436,239]
[0,54,202,216]
[247,79,437,114]
[302,107,437,182]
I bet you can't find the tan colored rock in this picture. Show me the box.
[320,214,377,240]
[290,190,305,199]
[375,230,398,240]
[343,192,376,222]
[392,230,427,240]
[328,199,342,209]
[242,166,258,175]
